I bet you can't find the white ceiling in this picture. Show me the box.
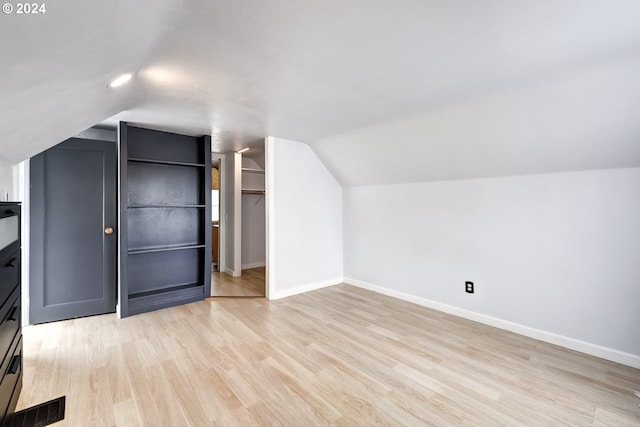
[1,0,640,185]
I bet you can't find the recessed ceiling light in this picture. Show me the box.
[109,73,133,88]
[237,148,250,153]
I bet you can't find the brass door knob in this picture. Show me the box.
[104,227,114,235]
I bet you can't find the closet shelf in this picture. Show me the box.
[241,167,265,174]
[128,243,205,255]
[241,189,265,195]
[129,157,206,168]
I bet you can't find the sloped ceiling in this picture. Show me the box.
[1,0,640,186]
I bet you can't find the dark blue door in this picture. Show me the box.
[30,138,116,323]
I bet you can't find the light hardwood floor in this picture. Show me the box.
[17,284,640,426]
[211,267,265,297]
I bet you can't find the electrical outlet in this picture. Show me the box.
[465,281,474,294]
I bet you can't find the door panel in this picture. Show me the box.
[30,138,116,324]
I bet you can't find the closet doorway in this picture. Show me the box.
[211,157,222,273]
[210,146,266,297]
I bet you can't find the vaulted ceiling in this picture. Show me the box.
[2,0,639,185]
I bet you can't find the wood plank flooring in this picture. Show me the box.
[211,267,265,297]
[17,284,640,426]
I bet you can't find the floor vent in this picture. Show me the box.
[9,396,65,427]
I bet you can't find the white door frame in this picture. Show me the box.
[211,152,226,289]
[265,136,275,299]
[233,152,242,276]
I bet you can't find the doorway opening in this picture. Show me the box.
[210,144,266,297]
[211,158,221,272]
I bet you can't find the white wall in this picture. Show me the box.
[343,167,640,364]
[268,137,343,298]
[0,160,17,201]
[18,160,30,325]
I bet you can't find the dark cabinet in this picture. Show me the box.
[0,203,22,425]
[119,123,211,317]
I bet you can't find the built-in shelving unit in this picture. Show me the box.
[119,123,211,317]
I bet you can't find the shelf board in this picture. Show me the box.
[241,189,265,195]
[129,157,206,168]
[129,282,203,300]
[128,204,205,209]
[128,244,205,255]
[241,167,265,174]
[127,283,205,316]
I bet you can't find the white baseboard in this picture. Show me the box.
[242,261,266,270]
[344,277,640,369]
[223,267,237,277]
[269,277,343,300]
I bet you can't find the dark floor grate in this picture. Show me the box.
[9,396,65,427]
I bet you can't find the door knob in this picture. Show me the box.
[104,227,114,235]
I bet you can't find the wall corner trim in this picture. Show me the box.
[343,277,640,369]
[269,277,343,300]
